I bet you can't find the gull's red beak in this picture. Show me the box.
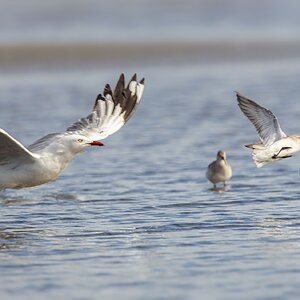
[90,141,104,146]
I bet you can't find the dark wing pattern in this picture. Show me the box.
[236,92,287,146]
[67,73,144,140]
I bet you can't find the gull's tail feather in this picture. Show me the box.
[253,158,270,168]
[252,152,272,168]
[251,148,278,168]
[244,143,269,167]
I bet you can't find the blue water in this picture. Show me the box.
[1,1,300,300]
[1,60,300,300]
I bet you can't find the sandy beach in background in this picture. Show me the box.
[1,40,300,70]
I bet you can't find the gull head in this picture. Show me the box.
[217,150,226,161]
[64,134,104,155]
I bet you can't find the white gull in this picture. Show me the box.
[236,92,300,167]
[206,150,232,188]
[0,73,144,189]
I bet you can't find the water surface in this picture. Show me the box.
[1,60,300,300]
[1,1,300,300]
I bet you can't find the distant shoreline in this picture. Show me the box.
[1,40,300,69]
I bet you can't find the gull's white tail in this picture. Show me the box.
[251,148,275,168]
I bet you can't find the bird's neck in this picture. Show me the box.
[39,141,80,173]
[217,158,227,165]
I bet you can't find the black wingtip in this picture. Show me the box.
[140,77,145,84]
[119,73,125,82]
[115,73,125,91]
[95,93,102,101]
[126,74,137,89]
[235,92,251,104]
[235,91,243,99]
[131,73,137,82]
[94,94,104,110]
[104,84,112,96]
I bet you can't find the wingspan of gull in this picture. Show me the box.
[236,92,287,146]
[0,73,144,189]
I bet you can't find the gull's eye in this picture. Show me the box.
[77,138,84,143]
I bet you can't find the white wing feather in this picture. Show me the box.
[1,74,144,160]
[66,73,144,140]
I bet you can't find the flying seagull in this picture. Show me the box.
[236,92,300,167]
[0,73,144,189]
[206,150,232,187]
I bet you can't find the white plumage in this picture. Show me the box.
[0,73,144,189]
[237,92,300,167]
[206,150,232,187]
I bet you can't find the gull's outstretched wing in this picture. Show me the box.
[236,92,287,146]
[0,129,38,164]
[66,73,145,140]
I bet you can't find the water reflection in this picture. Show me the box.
[208,186,230,192]
[0,228,26,250]
[257,217,299,240]
[0,198,34,205]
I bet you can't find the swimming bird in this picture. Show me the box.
[206,150,232,188]
[0,73,144,189]
[236,92,300,167]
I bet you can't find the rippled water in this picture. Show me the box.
[1,0,300,299]
[1,59,300,300]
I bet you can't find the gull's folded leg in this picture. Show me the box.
[272,147,292,159]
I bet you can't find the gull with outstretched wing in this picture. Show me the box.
[236,92,300,167]
[0,73,144,189]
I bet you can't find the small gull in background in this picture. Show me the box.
[0,73,144,189]
[236,92,300,167]
[206,150,232,188]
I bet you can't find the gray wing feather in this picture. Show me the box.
[28,133,62,152]
[236,92,287,146]
[0,129,37,164]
